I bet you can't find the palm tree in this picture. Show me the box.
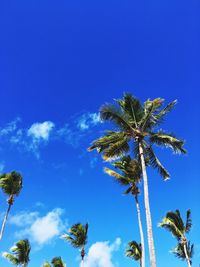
[3,239,31,267]
[159,209,193,267]
[104,156,145,267]
[0,171,23,240]
[51,257,66,267]
[61,223,88,267]
[126,240,142,266]
[88,93,186,267]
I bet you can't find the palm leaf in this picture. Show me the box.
[125,241,142,261]
[185,209,192,233]
[149,131,186,154]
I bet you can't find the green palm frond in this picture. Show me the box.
[159,210,187,240]
[140,98,164,130]
[0,171,22,197]
[125,241,142,262]
[51,257,66,267]
[2,253,19,266]
[100,103,132,131]
[42,261,51,267]
[149,131,186,154]
[104,168,131,185]
[61,223,88,249]
[151,100,177,127]
[88,131,127,152]
[3,239,31,266]
[144,145,170,180]
[172,241,194,263]
[116,93,144,127]
[185,209,192,233]
[102,137,130,161]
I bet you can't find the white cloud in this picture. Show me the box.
[84,238,121,267]
[10,208,67,246]
[0,117,21,136]
[28,121,55,141]
[77,113,101,131]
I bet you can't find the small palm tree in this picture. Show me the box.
[126,241,142,266]
[61,223,88,267]
[88,93,186,267]
[0,171,23,240]
[51,257,66,267]
[104,156,145,267]
[3,239,31,267]
[159,209,193,267]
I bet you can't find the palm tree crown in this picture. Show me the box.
[89,93,186,179]
[3,239,31,266]
[0,171,23,203]
[51,257,66,267]
[104,155,141,195]
[126,241,142,263]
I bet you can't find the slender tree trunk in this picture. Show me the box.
[138,142,156,267]
[81,248,85,267]
[183,243,191,267]
[0,203,12,240]
[135,195,145,267]
[22,264,27,267]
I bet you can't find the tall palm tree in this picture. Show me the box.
[159,209,193,267]
[0,171,23,240]
[104,156,145,267]
[51,257,66,267]
[126,240,142,267]
[61,223,88,267]
[88,93,186,267]
[3,239,31,267]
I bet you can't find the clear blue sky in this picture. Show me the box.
[0,1,199,267]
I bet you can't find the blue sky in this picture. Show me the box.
[0,0,199,266]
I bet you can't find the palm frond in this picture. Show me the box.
[116,93,144,127]
[2,253,19,266]
[185,209,192,233]
[144,145,170,180]
[100,103,132,131]
[125,241,142,262]
[159,210,185,240]
[42,261,51,267]
[51,257,66,267]
[104,167,131,185]
[149,131,186,154]
[88,131,127,152]
[172,241,194,264]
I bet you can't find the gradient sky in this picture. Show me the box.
[0,1,200,267]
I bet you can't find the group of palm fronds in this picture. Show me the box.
[88,93,194,267]
[0,93,195,267]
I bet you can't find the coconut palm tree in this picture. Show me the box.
[51,257,66,267]
[126,241,142,266]
[159,209,193,267]
[3,239,31,267]
[61,223,88,267]
[0,171,23,240]
[88,93,186,267]
[104,156,145,267]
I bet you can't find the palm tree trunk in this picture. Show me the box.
[135,195,145,267]
[0,203,12,240]
[138,142,156,267]
[183,243,191,267]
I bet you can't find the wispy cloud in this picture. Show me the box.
[27,121,55,141]
[0,112,101,158]
[77,112,101,131]
[84,238,121,267]
[9,208,67,246]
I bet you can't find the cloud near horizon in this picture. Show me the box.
[9,208,67,246]
[83,238,121,267]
